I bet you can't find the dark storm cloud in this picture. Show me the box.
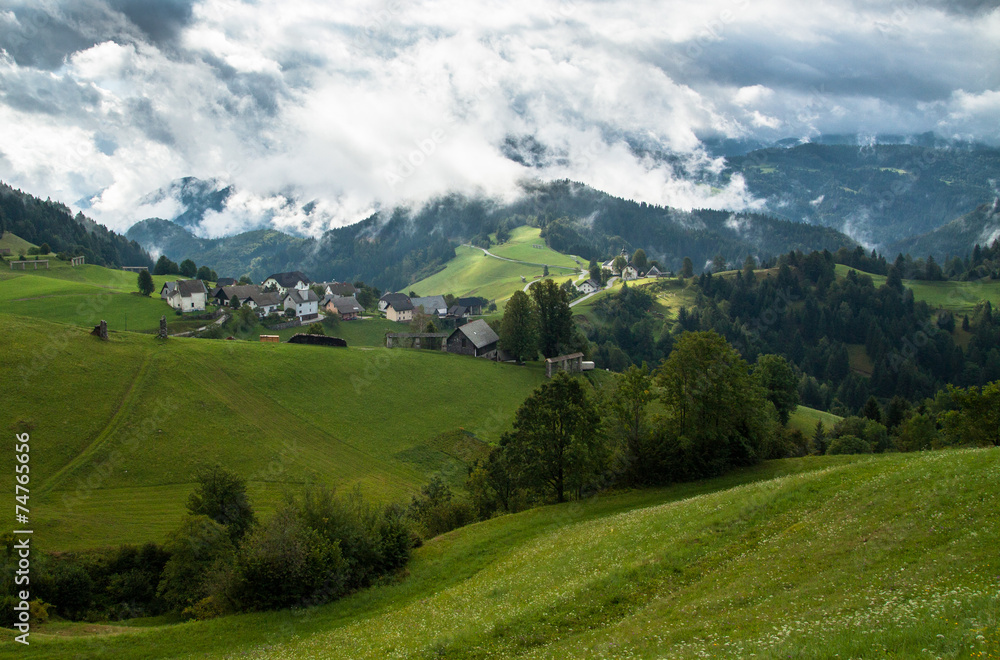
[126,97,174,145]
[0,0,195,71]
[108,0,196,45]
[0,67,102,115]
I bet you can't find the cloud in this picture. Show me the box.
[0,0,997,236]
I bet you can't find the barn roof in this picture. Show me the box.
[451,319,499,349]
[175,279,207,297]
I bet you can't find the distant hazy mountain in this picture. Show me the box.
[137,176,234,229]
[128,180,858,289]
[722,143,1000,247]
[889,200,1000,259]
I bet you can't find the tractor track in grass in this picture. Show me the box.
[37,349,157,496]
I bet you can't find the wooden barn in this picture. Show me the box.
[446,319,499,359]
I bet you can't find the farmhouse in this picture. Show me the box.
[327,296,364,320]
[249,291,281,316]
[216,277,238,287]
[160,281,176,301]
[320,282,358,298]
[621,263,639,281]
[263,271,312,296]
[457,297,486,315]
[283,288,320,320]
[378,292,410,312]
[447,304,469,320]
[644,265,665,278]
[411,295,448,317]
[577,279,600,294]
[164,279,208,312]
[215,285,261,307]
[447,319,499,359]
[380,293,413,322]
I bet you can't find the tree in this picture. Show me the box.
[196,266,213,281]
[753,354,800,425]
[307,322,325,335]
[612,255,627,274]
[137,269,155,296]
[608,364,656,485]
[39,242,50,255]
[655,331,775,476]
[530,279,573,359]
[589,259,601,284]
[499,290,537,363]
[154,255,178,276]
[712,254,727,273]
[230,297,240,310]
[187,466,256,542]
[941,382,1000,447]
[861,396,883,424]
[157,515,235,612]
[543,265,549,276]
[238,275,252,285]
[680,257,694,278]
[180,259,197,278]
[631,249,648,274]
[502,372,605,502]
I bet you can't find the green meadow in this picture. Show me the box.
[787,404,842,435]
[834,263,1000,313]
[487,226,583,270]
[0,314,547,551]
[5,448,998,658]
[0,260,206,334]
[408,244,576,307]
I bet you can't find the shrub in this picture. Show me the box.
[826,434,872,455]
[408,477,475,539]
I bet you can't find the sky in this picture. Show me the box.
[0,0,998,236]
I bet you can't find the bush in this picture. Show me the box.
[826,434,872,455]
[408,477,475,539]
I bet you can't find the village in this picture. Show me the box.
[154,265,615,374]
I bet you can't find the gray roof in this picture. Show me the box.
[458,297,484,308]
[382,293,413,311]
[448,304,468,317]
[332,297,363,314]
[175,279,207,297]
[322,282,357,296]
[219,284,261,301]
[583,279,600,288]
[216,277,238,286]
[285,289,319,304]
[410,295,447,313]
[266,271,311,287]
[451,319,499,349]
[250,291,281,307]
[161,281,177,296]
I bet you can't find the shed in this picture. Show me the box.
[545,352,585,378]
[446,319,499,358]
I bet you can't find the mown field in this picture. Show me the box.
[5,448,998,659]
[0,314,547,551]
[788,404,842,435]
[408,245,578,307]
[833,263,1000,313]
[0,259,207,334]
[487,226,583,270]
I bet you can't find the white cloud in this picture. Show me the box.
[0,0,997,236]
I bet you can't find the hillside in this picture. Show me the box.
[0,258,209,334]
[889,200,1000,258]
[723,143,1000,247]
[126,179,858,289]
[0,183,153,270]
[5,448,998,658]
[0,314,547,551]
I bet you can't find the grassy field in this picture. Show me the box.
[0,314,547,551]
[488,226,583,270]
[231,316,412,346]
[834,263,1000,313]
[572,277,697,323]
[0,230,36,255]
[408,245,577,307]
[788,405,843,435]
[6,448,998,658]
[0,262,208,333]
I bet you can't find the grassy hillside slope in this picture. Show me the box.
[7,449,998,658]
[407,245,576,306]
[487,226,583,269]
[0,315,546,550]
[834,263,1000,313]
[0,260,206,333]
